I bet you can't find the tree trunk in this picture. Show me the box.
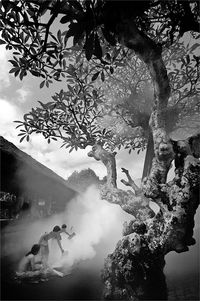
[142,131,154,180]
[87,144,117,188]
[88,16,199,301]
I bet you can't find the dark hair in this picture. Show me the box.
[62,224,67,229]
[53,225,61,232]
[26,244,40,256]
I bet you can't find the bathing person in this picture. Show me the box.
[60,224,76,239]
[39,226,64,267]
[17,244,43,277]
[60,224,71,236]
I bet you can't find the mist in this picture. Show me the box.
[1,185,132,272]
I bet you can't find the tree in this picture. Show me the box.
[66,168,105,192]
[93,38,199,178]
[0,1,199,299]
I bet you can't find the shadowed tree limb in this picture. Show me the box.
[87,143,117,188]
[121,168,141,195]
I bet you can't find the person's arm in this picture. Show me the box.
[56,238,64,254]
[39,233,48,245]
[30,255,36,271]
[38,234,45,244]
[63,230,71,237]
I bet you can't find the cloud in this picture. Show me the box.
[0,46,11,90]
[0,40,144,189]
[16,86,31,103]
[0,98,23,142]
[0,98,106,180]
[0,47,144,185]
[0,97,144,183]
[26,137,107,180]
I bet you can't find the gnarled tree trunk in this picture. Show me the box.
[142,131,154,180]
[87,17,199,301]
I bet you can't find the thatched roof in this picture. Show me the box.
[0,136,77,210]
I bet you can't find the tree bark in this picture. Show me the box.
[121,168,141,195]
[88,143,117,188]
[93,17,200,301]
[142,131,154,180]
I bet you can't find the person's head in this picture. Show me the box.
[53,225,61,232]
[61,224,67,229]
[26,244,40,256]
[31,244,40,255]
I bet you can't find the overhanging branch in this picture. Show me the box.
[121,167,141,195]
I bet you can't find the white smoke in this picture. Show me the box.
[2,186,132,272]
[51,186,130,270]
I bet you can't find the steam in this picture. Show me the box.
[2,186,132,272]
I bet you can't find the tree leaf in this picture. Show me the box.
[9,67,20,73]
[84,32,94,61]
[67,84,74,93]
[57,29,62,43]
[92,71,100,81]
[189,43,199,53]
[30,70,40,77]
[73,26,85,46]
[186,54,190,64]
[110,66,114,74]
[101,71,105,82]
[69,147,74,153]
[0,39,6,45]
[94,34,102,59]
[60,15,72,24]
[8,60,18,67]
[20,136,26,143]
[70,0,83,12]
[65,22,84,40]
[19,70,25,80]
[101,27,116,46]
[40,80,45,89]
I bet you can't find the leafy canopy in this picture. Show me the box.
[0,0,199,152]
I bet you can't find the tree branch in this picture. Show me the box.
[87,144,117,188]
[121,168,141,195]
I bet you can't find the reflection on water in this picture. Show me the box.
[164,208,200,300]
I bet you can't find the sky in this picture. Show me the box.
[0,45,146,187]
[1,14,197,188]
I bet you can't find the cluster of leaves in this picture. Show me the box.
[0,0,199,155]
[11,32,200,154]
[96,38,200,150]
[165,39,200,112]
[147,0,199,45]
[12,43,150,152]
[14,63,115,151]
[0,0,81,82]
[1,0,199,83]
[0,0,124,83]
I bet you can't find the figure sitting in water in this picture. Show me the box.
[39,226,64,268]
[16,244,44,278]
